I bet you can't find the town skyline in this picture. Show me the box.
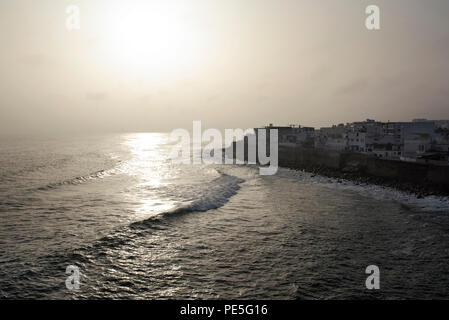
[255,117,449,164]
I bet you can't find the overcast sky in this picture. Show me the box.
[1,0,449,134]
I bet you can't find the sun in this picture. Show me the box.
[99,1,204,76]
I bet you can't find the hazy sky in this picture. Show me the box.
[1,0,449,134]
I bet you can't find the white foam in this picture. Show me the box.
[276,167,449,213]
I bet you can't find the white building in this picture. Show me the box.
[347,131,366,152]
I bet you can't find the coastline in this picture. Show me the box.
[225,142,449,198]
[276,146,449,198]
[279,163,448,198]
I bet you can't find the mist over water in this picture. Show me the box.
[1,133,449,299]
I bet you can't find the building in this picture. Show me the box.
[256,118,448,164]
[347,131,366,152]
[315,124,347,150]
[256,124,315,147]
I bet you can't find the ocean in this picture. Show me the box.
[1,132,449,299]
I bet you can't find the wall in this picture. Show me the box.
[277,146,449,191]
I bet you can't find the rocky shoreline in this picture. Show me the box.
[284,163,449,198]
[224,142,449,198]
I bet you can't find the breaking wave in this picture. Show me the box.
[27,171,246,289]
[130,171,245,229]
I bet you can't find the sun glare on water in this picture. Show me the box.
[99,1,205,76]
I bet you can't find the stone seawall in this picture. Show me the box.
[278,146,449,196]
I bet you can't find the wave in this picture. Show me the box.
[36,168,116,191]
[0,156,73,180]
[30,170,246,282]
[130,171,245,229]
[276,167,449,212]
